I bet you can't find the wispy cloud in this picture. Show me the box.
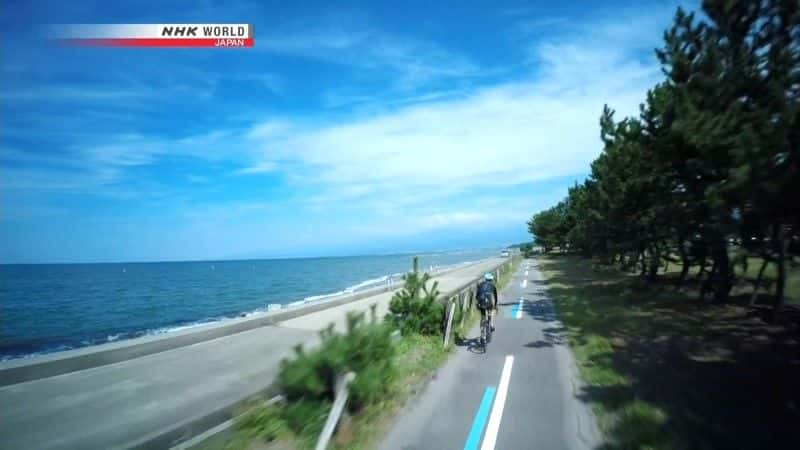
[0,85,148,103]
[1,128,253,195]
[229,6,667,224]
[1,0,691,261]
[233,162,276,175]
[257,23,480,90]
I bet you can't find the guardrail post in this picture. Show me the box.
[315,372,356,450]
[459,292,467,328]
[443,299,456,347]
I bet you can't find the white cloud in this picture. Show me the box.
[0,129,251,195]
[240,64,652,203]
[230,7,670,219]
[3,3,678,247]
[417,212,484,230]
[233,162,276,175]
[0,85,149,103]
[257,24,480,90]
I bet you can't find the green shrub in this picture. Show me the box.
[233,403,289,443]
[386,271,444,336]
[277,307,396,416]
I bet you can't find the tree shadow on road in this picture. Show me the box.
[538,255,800,450]
[454,335,486,354]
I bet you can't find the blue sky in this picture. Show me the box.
[0,0,698,263]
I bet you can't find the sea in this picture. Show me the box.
[0,249,500,361]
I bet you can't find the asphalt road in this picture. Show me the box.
[378,258,601,450]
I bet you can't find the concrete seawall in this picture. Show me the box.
[0,259,491,387]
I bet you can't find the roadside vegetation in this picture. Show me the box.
[526,2,799,448]
[539,254,799,449]
[528,0,799,315]
[224,256,520,450]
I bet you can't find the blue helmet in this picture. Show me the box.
[484,272,494,281]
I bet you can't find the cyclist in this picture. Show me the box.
[476,272,498,332]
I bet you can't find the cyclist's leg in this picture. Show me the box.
[479,307,487,340]
[488,297,496,330]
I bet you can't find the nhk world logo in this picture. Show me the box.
[45,24,254,48]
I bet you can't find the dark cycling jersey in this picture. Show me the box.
[476,280,498,309]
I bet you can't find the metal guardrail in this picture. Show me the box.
[442,257,514,347]
[315,372,356,450]
[312,257,513,448]
[312,259,514,448]
[151,257,507,450]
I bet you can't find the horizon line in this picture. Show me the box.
[0,245,513,266]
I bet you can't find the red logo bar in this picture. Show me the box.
[58,37,254,48]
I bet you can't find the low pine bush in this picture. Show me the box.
[386,271,444,336]
[277,307,396,416]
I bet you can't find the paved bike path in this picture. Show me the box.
[378,258,601,450]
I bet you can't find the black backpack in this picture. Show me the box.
[476,280,494,308]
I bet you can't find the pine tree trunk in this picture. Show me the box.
[710,232,732,304]
[647,245,660,283]
[639,250,647,277]
[713,254,732,303]
[773,224,788,319]
[700,261,717,302]
[749,258,769,306]
[697,255,707,279]
[678,239,690,287]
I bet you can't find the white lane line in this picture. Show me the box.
[515,299,523,319]
[520,279,527,289]
[524,270,529,277]
[481,355,514,450]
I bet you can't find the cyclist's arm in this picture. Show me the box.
[492,285,498,308]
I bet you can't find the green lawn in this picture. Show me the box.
[538,255,800,450]
[658,254,799,304]
[734,257,800,304]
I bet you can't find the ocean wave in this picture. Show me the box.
[3,254,493,361]
[343,274,391,293]
[304,291,345,302]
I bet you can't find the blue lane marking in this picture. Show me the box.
[510,304,519,318]
[464,386,496,450]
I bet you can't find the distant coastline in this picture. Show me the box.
[0,249,501,360]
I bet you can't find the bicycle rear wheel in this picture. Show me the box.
[481,319,489,350]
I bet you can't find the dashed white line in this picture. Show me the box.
[520,279,527,289]
[524,270,529,277]
[515,299,523,319]
[480,355,514,450]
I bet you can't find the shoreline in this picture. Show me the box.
[2,257,484,362]
[2,252,493,361]
[0,257,486,366]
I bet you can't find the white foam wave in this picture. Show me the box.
[343,274,391,293]
[3,254,493,362]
